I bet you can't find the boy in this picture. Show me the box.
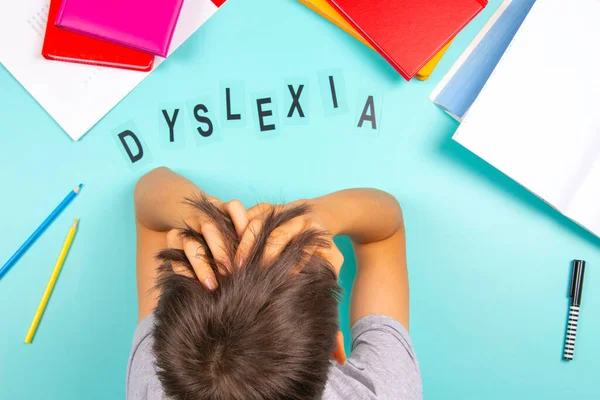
[128,167,422,399]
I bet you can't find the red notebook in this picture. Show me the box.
[42,0,154,72]
[326,0,487,80]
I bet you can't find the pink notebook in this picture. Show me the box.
[55,0,185,57]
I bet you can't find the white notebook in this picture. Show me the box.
[0,0,222,141]
[454,0,600,238]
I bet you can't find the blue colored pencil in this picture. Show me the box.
[0,184,83,280]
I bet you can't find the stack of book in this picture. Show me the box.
[44,0,195,70]
[298,0,489,81]
[0,0,226,140]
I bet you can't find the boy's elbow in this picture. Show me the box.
[370,188,402,213]
[388,194,404,232]
[141,166,171,182]
[374,189,404,232]
[134,166,170,202]
[135,166,170,188]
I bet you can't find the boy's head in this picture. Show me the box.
[153,197,342,400]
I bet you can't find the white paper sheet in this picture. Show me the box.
[566,157,600,236]
[453,0,600,238]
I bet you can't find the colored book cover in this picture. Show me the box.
[42,0,154,72]
[415,42,452,81]
[326,0,487,80]
[0,0,226,141]
[298,0,453,80]
[55,0,185,57]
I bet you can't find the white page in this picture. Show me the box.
[453,0,600,219]
[0,0,219,141]
[566,156,600,237]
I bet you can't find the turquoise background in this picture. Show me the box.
[1,0,599,398]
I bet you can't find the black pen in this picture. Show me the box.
[563,260,586,361]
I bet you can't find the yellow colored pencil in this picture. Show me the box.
[24,219,79,344]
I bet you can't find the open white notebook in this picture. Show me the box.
[454,0,600,238]
[0,0,222,141]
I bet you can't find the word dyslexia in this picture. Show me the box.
[114,70,383,167]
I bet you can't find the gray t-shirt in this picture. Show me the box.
[126,314,422,399]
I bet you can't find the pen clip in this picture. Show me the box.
[569,261,578,298]
[570,260,585,299]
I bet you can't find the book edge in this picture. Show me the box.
[325,0,412,79]
[430,0,512,102]
[326,0,486,80]
[54,0,186,57]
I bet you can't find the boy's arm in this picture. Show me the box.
[312,189,409,329]
[134,166,212,232]
[133,167,205,321]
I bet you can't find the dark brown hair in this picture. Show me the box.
[153,197,342,400]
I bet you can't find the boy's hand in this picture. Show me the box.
[166,198,343,291]
[237,201,344,275]
[166,199,250,291]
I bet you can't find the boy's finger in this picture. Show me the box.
[166,229,194,277]
[200,221,231,274]
[234,218,264,267]
[182,237,218,291]
[246,203,273,220]
[222,200,249,237]
[318,240,344,275]
[262,217,307,265]
[291,244,318,275]
[172,263,196,278]
[166,229,184,249]
[204,193,224,208]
